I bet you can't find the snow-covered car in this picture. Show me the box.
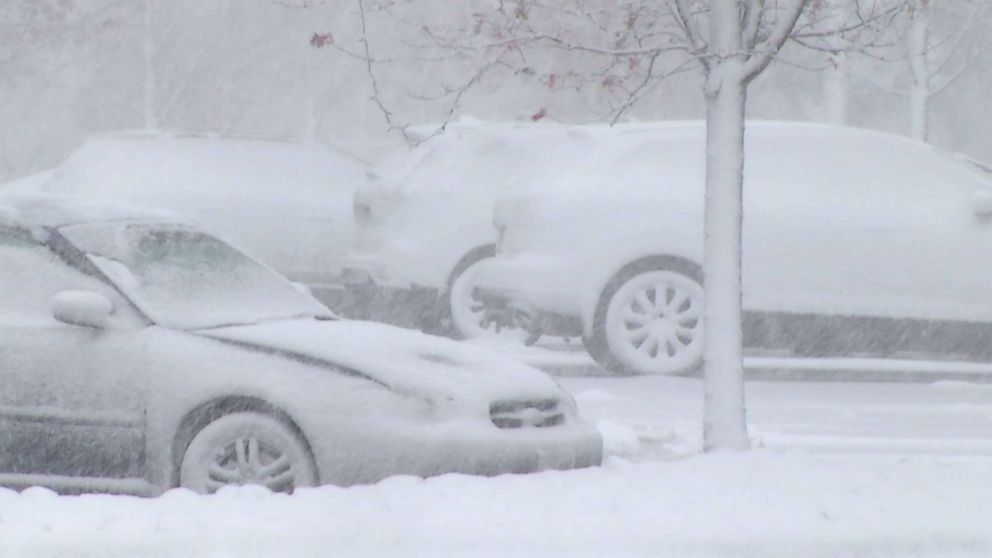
[474,121,992,375]
[5,131,368,299]
[0,193,601,494]
[343,120,558,339]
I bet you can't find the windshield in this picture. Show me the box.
[58,222,333,330]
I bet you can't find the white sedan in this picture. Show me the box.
[475,121,992,375]
[0,193,601,495]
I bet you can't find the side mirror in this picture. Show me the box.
[51,290,114,329]
[972,190,992,218]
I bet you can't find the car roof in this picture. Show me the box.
[3,131,372,215]
[0,192,183,231]
[72,129,370,165]
[406,118,928,148]
[374,119,977,196]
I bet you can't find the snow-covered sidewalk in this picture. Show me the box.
[0,451,989,557]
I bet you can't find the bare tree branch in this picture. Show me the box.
[741,0,766,51]
[357,0,407,138]
[742,0,811,81]
[673,0,710,71]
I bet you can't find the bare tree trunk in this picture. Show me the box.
[815,0,852,125]
[822,51,849,125]
[909,85,929,142]
[702,2,750,452]
[304,45,319,142]
[144,0,157,130]
[907,0,930,142]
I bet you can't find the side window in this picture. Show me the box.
[0,228,124,325]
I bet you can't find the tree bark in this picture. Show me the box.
[907,0,930,142]
[909,85,929,142]
[305,46,320,142]
[702,69,750,452]
[822,51,849,125]
[701,1,750,452]
[144,0,157,130]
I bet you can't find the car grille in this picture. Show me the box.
[490,399,564,429]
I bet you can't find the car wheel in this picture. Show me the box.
[448,255,530,343]
[585,260,704,375]
[180,412,317,494]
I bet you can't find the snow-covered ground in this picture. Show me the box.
[2,353,990,557]
[3,451,989,558]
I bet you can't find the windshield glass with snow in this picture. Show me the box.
[58,222,332,330]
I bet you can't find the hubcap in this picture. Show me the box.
[606,271,704,374]
[205,436,296,493]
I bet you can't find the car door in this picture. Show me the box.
[0,227,147,482]
[740,130,900,319]
[874,152,992,356]
[742,129,992,355]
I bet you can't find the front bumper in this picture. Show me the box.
[413,426,603,477]
[337,280,445,330]
[312,420,604,485]
[340,253,449,329]
[472,256,588,336]
[342,253,412,289]
[343,246,454,293]
[474,287,584,338]
[474,256,587,314]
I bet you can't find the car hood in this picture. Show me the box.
[196,318,565,408]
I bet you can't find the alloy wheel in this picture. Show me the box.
[604,270,704,374]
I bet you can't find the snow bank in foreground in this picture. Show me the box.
[0,452,988,558]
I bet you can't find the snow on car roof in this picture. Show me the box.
[46,130,370,200]
[0,191,181,231]
[373,118,966,197]
[407,117,923,144]
[1,132,371,232]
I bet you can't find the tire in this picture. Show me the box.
[585,258,704,376]
[447,248,529,343]
[179,412,317,494]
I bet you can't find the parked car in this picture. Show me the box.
[473,121,992,375]
[344,121,570,340]
[0,193,601,494]
[6,131,368,302]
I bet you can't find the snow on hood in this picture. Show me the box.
[197,319,565,414]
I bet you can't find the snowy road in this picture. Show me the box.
[482,338,992,458]
[561,374,992,460]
